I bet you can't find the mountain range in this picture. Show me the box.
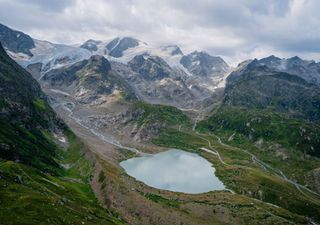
[1,23,320,225]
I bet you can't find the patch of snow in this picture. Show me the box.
[277,59,287,70]
[50,89,70,96]
[58,137,66,143]
[6,50,31,65]
[192,60,200,66]
[108,37,121,52]
[29,39,92,73]
[75,86,89,98]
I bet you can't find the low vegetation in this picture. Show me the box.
[0,130,124,225]
[132,101,192,128]
[197,106,320,185]
[197,106,320,157]
[152,127,320,222]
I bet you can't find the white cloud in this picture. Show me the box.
[0,0,320,65]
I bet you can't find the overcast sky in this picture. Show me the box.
[0,0,319,65]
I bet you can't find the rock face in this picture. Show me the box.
[308,168,320,193]
[113,54,215,109]
[43,55,136,103]
[106,37,140,57]
[225,59,320,122]
[232,55,320,85]
[180,51,231,77]
[161,45,183,56]
[0,23,35,56]
[0,43,57,126]
[0,42,62,171]
[80,39,102,52]
[128,54,172,80]
[0,24,232,110]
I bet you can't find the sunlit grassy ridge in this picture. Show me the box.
[197,107,320,157]
[0,131,124,225]
[197,106,320,185]
[131,101,192,128]
[152,128,320,222]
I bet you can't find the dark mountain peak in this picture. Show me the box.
[267,55,279,59]
[87,39,101,43]
[129,54,169,67]
[237,54,320,84]
[0,23,35,56]
[288,56,302,62]
[80,39,101,52]
[43,55,111,87]
[190,50,208,56]
[106,37,120,50]
[129,53,146,65]
[106,37,141,57]
[85,55,111,73]
[261,55,281,62]
[161,45,183,56]
[88,54,109,65]
[121,36,140,44]
[128,54,171,80]
[236,59,253,68]
[187,51,225,64]
[180,51,230,77]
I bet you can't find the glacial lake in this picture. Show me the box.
[120,149,225,194]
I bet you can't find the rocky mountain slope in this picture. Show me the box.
[181,51,230,77]
[0,23,231,111]
[0,42,61,172]
[230,55,320,85]
[42,55,136,104]
[197,56,320,197]
[225,58,320,122]
[0,23,35,57]
[0,42,125,224]
[201,55,320,153]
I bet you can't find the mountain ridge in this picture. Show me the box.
[1,22,320,224]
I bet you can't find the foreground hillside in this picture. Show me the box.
[0,43,124,225]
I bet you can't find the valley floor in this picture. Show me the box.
[44,87,320,225]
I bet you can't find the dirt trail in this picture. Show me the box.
[208,132,320,200]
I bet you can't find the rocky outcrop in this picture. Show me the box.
[231,55,320,85]
[180,51,230,77]
[161,45,183,56]
[43,55,136,103]
[128,54,172,80]
[80,39,102,52]
[224,63,320,122]
[0,23,35,56]
[106,37,140,57]
[113,56,215,109]
[0,42,64,171]
[307,168,320,193]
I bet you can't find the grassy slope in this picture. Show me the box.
[131,101,192,128]
[0,119,61,174]
[197,107,320,185]
[96,138,308,225]
[0,42,63,173]
[0,131,124,225]
[152,128,320,222]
